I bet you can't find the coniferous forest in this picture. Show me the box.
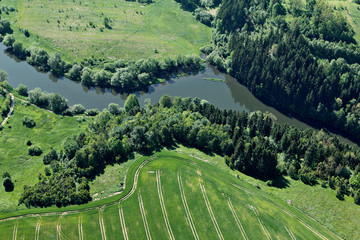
[205,0,360,143]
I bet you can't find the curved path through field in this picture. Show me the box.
[0,156,155,223]
[0,89,14,127]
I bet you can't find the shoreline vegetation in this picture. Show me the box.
[0,0,211,93]
[202,0,360,145]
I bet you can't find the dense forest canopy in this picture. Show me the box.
[206,0,360,143]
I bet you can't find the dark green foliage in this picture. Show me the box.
[28,145,42,156]
[27,48,50,71]
[16,84,28,97]
[0,70,8,82]
[194,8,213,26]
[67,64,83,81]
[19,175,91,208]
[22,116,36,128]
[355,191,360,205]
[28,88,68,113]
[3,177,14,192]
[159,95,173,108]
[12,41,28,60]
[49,93,68,113]
[108,103,122,115]
[19,94,360,207]
[44,167,51,176]
[103,17,112,29]
[124,94,140,113]
[48,52,66,76]
[2,172,10,179]
[70,104,86,115]
[336,187,344,200]
[24,29,30,37]
[26,140,32,146]
[85,108,99,116]
[211,0,360,144]
[2,35,15,48]
[42,148,58,165]
[0,19,11,35]
[0,97,11,117]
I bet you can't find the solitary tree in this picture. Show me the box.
[124,94,140,113]
[3,177,14,192]
[0,70,8,82]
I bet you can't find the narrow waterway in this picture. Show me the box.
[0,44,355,145]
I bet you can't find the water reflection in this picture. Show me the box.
[0,43,355,145]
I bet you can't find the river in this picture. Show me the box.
[0,44,355,145]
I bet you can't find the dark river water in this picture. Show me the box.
[0,44,355,145]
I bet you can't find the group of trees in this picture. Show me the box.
[206,0,360,143]
[28,88,68,114]
[0,92,11,117]
[19,94,360,207]
[1,28,204,92]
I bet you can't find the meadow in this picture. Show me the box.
[0,151,342,239]
[0,0,211,62]
[0,97,89,212]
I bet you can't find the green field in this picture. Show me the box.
[1,0,211,62]
[0,98,89,212]
[0,151,342,239]
[326,0,360,43]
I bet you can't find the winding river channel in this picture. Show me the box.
[0,44,355,145]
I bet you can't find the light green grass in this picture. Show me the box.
[1,0,211,62]
[0,149,349,239]
[90,156,140,200]
[0,99,90,213]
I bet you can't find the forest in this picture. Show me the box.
[204,0,360,143]
[17,94,360,208]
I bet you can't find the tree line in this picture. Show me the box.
[0,18,203,93]
[19,94,360,208]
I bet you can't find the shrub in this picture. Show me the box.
[3,177,14,192]
[194,8,213,26]
[85,108,99,116]
[16,84,28,96]
[108,103,122,115]
[70,104,86,115]
[44,167,51,176]
[26,140,32,146]
[22,116,36,128]
[28,145,42,156]
[336,187,344,200]
[24,29,30,37]
[42,148,58,165]
[2,172,10,179]
[355,191,360,205]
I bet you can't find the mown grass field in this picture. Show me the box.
[0,151,342,239]
[1,0,211,62]
[0,98,89,212]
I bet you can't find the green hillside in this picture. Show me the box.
[0,151,341,240]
